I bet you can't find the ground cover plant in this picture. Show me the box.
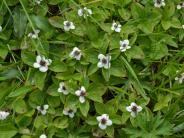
[0,0,184,137]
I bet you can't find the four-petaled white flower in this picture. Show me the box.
[40,134,47,138]
[0,26,2,32]
[58,82,68,95]
[78,7,92,18]
[154,0,165,8]
[119,39,131,52]
[69,47,82,60]
[175,72,184,84]
[37,104,49,115]
[63,21,75,31]
[75,86,86,103]
[28,29,40,39]
[0,111,10,120]
[126,102,142,117]
[97,54,111,69]
[63,108,77,118]
[111,22,121,33]
[33,55,52,72]
[177,2,184,9]
[96,114,112,130]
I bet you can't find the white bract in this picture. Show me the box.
[111,22,121,32]
[78,7,92,18]
[126,102,142,117]
[58,82,68,95]
[69,47,82,60]
[40,134,47,138]
[154,0,165,8]
[177,2,184,9]
[37,104,49,115]
[63,21,75,31]
[182,25,184,29]
[0,111,10,120]
[96,114,112,130]
[33,55,52,72]
[35,0,43,4]
[63,108,76,118]
[97,54,111,69]
[175,72,184,84]
[28,29,40,39]
[75,86,86,103]
[0,26,2,32]
[119,39,131,52]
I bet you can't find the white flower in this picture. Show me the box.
[175,72,184,84]
[78,7,92,18]
[111,22,121,33]
[69,47,82,60]
[33,55,52,72]
[28,29,40,39]
[35,0,43,4]
[96,114,112,130]
[75,86,86,103]
[126,102,142,117]
[119,39,131,52]
[58,82,68,95]
[63,108,77,118]
[182,25,184,29]
[63,21,75,31]
[97,54,111,69]
[0,26,2,32]
[37,104,49,115]
[40,134,47,138]
[154,0,165,8]
[177,2,184,9]
[0,111,10,120]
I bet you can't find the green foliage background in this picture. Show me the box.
[0,0,184,137]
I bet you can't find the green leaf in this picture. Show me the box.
[79,100,89,117]
[0,122,18,138]
[48,16,63,28]
[154,94,172,111]
[13,99,27,113]
[102,69,110,82]
[8,86,33,97]
[53,117,68,129]
[87,83,107,103]
[126,46,145,59]
[34,71,47,90]
[13,7,27,38]
[49,60,67,72]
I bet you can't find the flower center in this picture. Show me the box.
[131,106,138,113]
[66,22,71,27]
[122,43,127,48]
[74,50,80,56]
[102,58,107,64]
[62,86,66,91]
[68,109,73,113]
[156,0,161,4]
[40,105,44,110]
[40,60,46,66]
[101,118,107,125]
[114,24,118,28]
[80,91,86,96]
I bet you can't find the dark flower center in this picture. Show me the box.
[101,118,107,125]
[62,86,66,91]
[74,50,80,56]
[80,91,86,96]
[131,106,138,112]
[156,0,161,4]
[66,22,71,27]
[40,105,44,110]
[114,24,118,28]
[122,44,127,48]
[102,58,107,64]
[68,109,73,113]
[40,60,46,66]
